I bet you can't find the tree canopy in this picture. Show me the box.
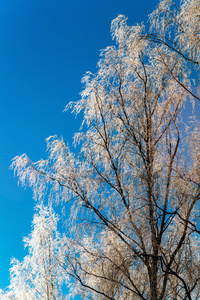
[3,205,68,300]
[9,0,200,299]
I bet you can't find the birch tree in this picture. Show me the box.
[11,0,200,299]
[3,205,68,300]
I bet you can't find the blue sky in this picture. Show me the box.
[0,0,160,290]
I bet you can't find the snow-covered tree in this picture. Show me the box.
[3,204,68,300]
[11,0,200,299]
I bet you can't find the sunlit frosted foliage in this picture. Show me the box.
[2,205,68,300]
[11,1,200,299]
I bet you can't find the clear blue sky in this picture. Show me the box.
[0,0,160,290]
